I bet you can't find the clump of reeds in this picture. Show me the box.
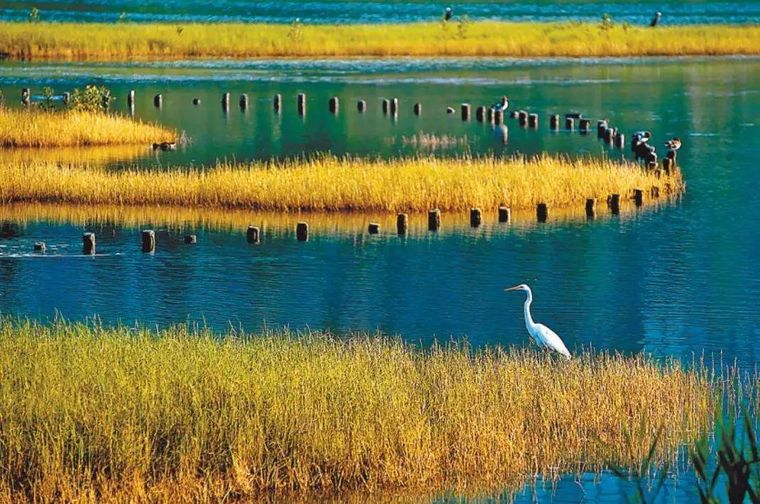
[0,108,174,148]
[0,155,682,212]
[0,319,716,501]
[0,21,758,60]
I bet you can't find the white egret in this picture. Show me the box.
[505,284,572,359]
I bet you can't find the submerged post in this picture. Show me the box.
[633,188,644,207]
[239,93,249,111]
[550,114,560,130]
[565,117,575,130]
[397,213,408,235]
[615,133,625,149]
[153,94,162,108]
[579,119,591,134]
[663,157,674,173]
[297,93,307,116]
[382,99,390,114]
[413,103,422,116]
[585,198,596,219]
[498,206,511,223]
[528,113,539,128]
[390,98,399,116]
[33,242,46,253]
[368,223,380,234]
[470,208,482,228]
[329,96,339,114]
[184,234,197,244]
[597,120,607,138]
[357,99,367,112]
[604,128,615,145]
[536,203,548,223]
[274,94,282,112]
[461,103,471,121]
[246,225,260,244]
[192,97,201,105]
[518,110,528,127]
[494,109,504,125]
[127,90,135,107]
[221,92,230,112]
[475,106,485,122]
[141,230,156,253]
[428,209,441,231]
[296,222,309,241]
[609,194,621,214]
[82,232,96,255]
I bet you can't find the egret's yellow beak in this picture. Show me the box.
[504,285,521,292]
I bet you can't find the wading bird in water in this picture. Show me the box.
[505,284,572,359]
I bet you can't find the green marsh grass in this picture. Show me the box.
[0,108,175,148]
[0,320,716,501]
[0,21,758,60]
[0,155,682,212]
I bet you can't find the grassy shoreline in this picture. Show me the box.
[0,155,682,212]
[0,109,175,148]
[0,21,758,60]
[0,320,716,501]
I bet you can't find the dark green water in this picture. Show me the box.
[0,56,758,502]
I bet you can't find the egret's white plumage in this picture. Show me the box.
[505,284,571,359]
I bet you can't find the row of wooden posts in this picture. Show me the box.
[32,190,654,254]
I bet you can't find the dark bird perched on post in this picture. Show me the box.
[665,137,682,161]
[650,11,662,27]
[491,95,509,113]
[632,131,655,161]
[444,7,453,21]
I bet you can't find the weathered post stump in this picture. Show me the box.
[153,94,162,108]
[382,99,390,114]
[296,222,309,241]
[192,97,201,105]
[633,188,644,206]
[390,98,399,115]
[475,106,485,122]
[446,107,455,115]
[494,109,504,125]
[579,119,591,134]
[368,223,380,234]
[498,206,511,223]
[357,100,367,112]
[663,157,673,173]
[585,198,596,219]
[396,213,408,235]
[550,114,560,130]
[461,103,471,121]
[239,93,249,111]
[615,133,625,149]
[82,232,96,255]
[565,117,575,130]
[21,88,30,106]
[246,225,260,244]
[604,128,615,145]
[428,209,441,231]
[329,96,339,114]
[470,208,482,228]
[274,94,282,112]
[297,93,307,116]
[126,90,135,107]
[413,103,422,116]
[537,203,549,223]
[141,230,156,253]
[597,120,608,138]
[184,234,197,244]
[221,92,230,111]
[528,113,539,128]
[33,242,46,252]
[609,194,621,214]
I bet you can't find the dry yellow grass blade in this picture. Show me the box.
[0,108,175,148]
[0,320,716,501]
[0,21,758,60]
[0,155,682,212]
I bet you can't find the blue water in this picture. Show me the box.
[1,0,759,25]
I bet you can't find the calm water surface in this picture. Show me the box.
[0,56,758,502]
[1,0,758,24]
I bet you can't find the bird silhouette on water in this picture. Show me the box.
[665,137,682,162]
[443,7,453,21]
[650,11,662,27]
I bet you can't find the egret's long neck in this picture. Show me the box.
[523,289,536,329]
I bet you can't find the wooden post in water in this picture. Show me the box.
[221,92,230,112]
[487,108,495,124]
[585,198,596,219]
[565,117,574,130]
[382,99,390,114]
[518,111,528,126]
[33,242,46,252]
[633,188,644,206]
[192,97,201,106]
[390,98,399,116]
[470,208,482,228]
[494,109,504,125]
[296,222,309,241]
[609,194,621,214]
[127,90,135,107]
[396,213,408,235]
[528,113,538,128]
[184,234,197,244]
[663,157,673,173]
[82,232,96,255]
[614,133,625,149]
[368,223,380,234]
[141,230,156,253]
[428,209,441,231]
[297,93,307,116]
[239,93,249,111]
[446,107,455,115]
[413,103,422,116]
[604,128,615,145]
[21,88,30,106]
[597,120,607,138]
[246,225,260,244]
[579,119,591,134]
[550,114,560,130]
[274,94,282,112]
[498,206,511,223]
[329,96,339,114]
[475,106,485,122]
[461,103,471,121]
[357,100,367,112]
[536,203,548,223]
[153,94,162,108]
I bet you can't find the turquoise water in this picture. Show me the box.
[0,56,759,502]
[1,0,759,24]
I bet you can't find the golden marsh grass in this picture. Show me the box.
[0,108,175,148]
[0,155,682,212]
[0,22,758,60]
[0,320,715,501]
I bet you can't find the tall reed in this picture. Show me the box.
[0,155,682,212]
[0,108,174,148]
[0,22,758,60]
[0,320,716,501]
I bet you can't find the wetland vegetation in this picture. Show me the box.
[0,21,758,60]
